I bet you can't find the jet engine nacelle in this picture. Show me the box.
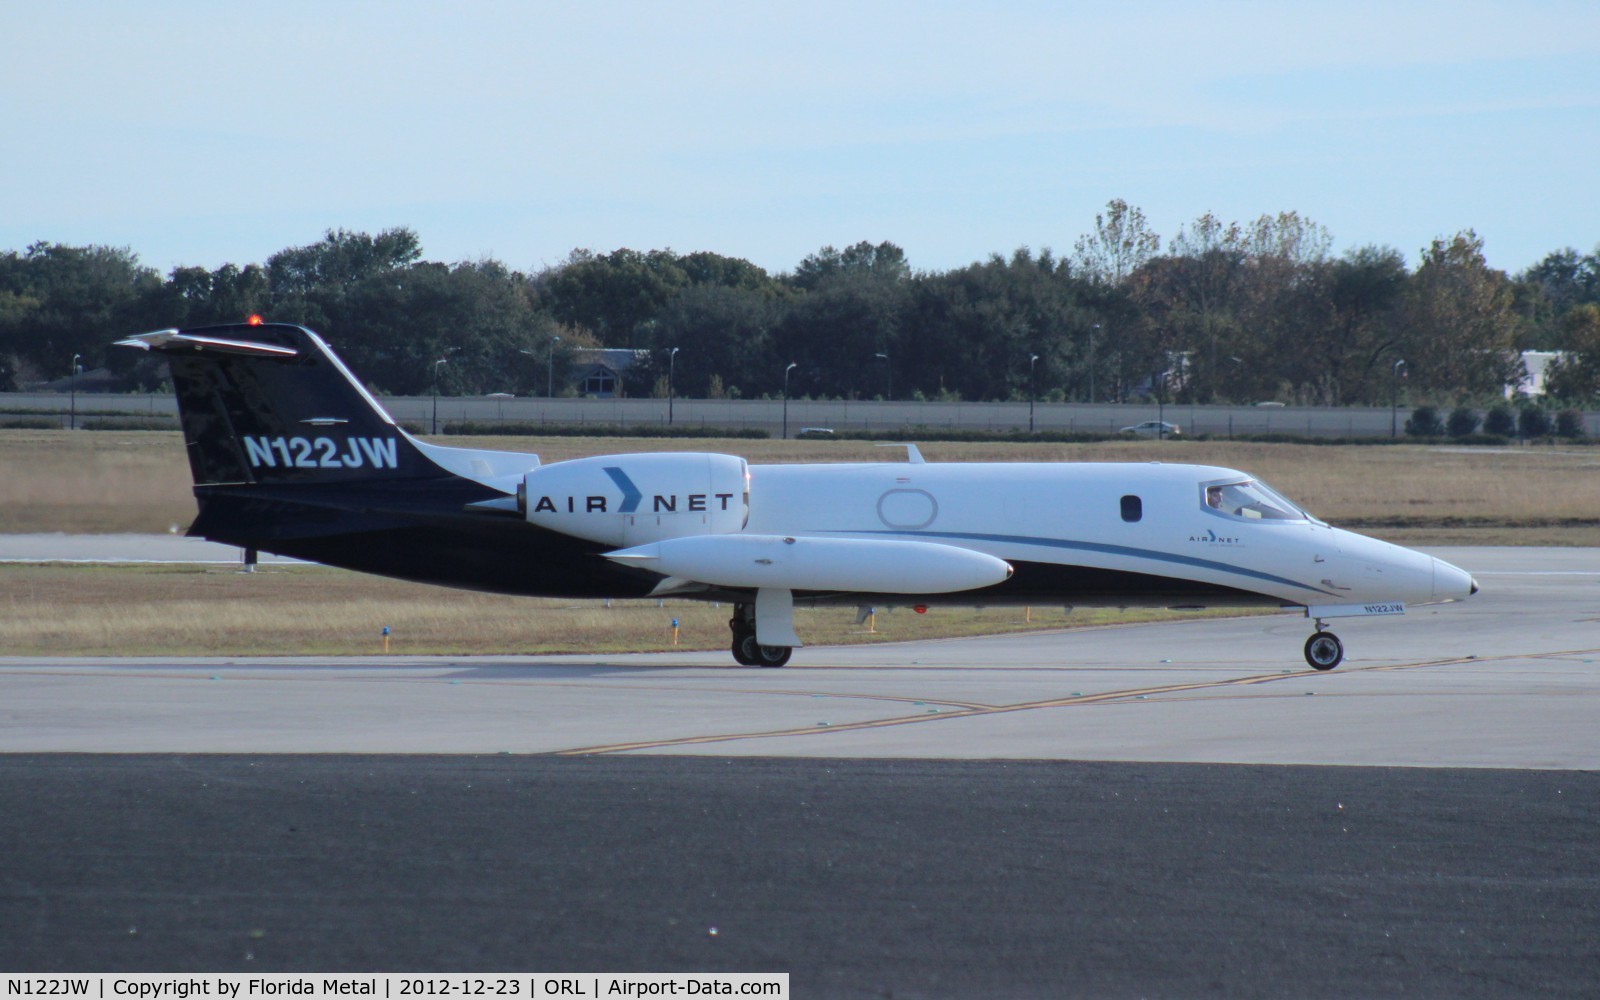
[519,452,749,546]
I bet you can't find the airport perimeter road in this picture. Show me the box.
[0,533,295,564]
[1,548,1597,766]
[16,390,1555,438]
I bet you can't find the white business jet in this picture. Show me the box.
[119,321,1477,669]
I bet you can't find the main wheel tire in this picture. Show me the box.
[1304,631,1344,671]
[754,643,792,668]
[731,628,758,666]
[733,625,791,668]
[736,636,793,665]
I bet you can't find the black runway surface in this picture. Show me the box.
[1,756,1595,998]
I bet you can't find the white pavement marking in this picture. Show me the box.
[0,533,302,564]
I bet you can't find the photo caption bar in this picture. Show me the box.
[1,976,787,1000]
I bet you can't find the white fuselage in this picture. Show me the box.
[741,461,1473,609]
[512,450,1474,612]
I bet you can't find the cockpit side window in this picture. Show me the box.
[1202,479,1305,522]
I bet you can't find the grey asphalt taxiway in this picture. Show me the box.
[3,546,1597,994]
[3,547,1596,766]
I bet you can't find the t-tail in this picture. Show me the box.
[116,321,545,574]
[117,321,440,486]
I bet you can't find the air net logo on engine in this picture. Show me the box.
[529,492,740,514]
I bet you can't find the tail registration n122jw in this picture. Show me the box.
[119,322,1478,669]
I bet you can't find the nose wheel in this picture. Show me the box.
[1304,624,1344,671]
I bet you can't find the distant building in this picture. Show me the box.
[1510,351,1562,398]
[569,348,648,398]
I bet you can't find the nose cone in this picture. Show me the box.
[1328,527,1478,605]
[1432,556,1479,602]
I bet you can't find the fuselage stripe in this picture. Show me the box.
[821,528,1337,597]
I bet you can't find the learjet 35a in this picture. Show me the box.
[119,321,1478,669]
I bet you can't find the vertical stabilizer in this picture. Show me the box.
[118,322,440,486]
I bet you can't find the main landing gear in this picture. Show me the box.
[729,604,792,668]
[1304,619,1344,671]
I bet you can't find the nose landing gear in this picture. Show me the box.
[1304,619,1344,670]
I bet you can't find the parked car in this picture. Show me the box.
[1119,420,1182,437]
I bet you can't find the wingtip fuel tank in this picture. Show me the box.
[604,534,1014,594]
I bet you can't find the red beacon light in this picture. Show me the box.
[246,314,264,326]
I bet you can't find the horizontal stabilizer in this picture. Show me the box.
[115,330,300,358]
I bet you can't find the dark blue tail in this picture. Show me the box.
[118,322,439,486]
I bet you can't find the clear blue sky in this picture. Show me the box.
[3,1,1596,277]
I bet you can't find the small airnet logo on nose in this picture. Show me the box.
[244,435,398,469]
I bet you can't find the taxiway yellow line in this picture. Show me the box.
[552,648,1600,756]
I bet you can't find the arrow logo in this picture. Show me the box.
[602,466,643,513]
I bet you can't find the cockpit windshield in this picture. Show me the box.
[1202,479,1310,522]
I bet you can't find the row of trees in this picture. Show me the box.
[2,203,1598,405]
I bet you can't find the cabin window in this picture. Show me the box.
[1120,494,1142,522]
[1202,479,1305,521]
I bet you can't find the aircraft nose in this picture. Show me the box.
[1432,556,1478,601]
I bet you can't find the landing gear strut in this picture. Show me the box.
[729,604,792,668]
[1304,619,1343,671]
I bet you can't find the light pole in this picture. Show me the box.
[1391,359,1407,437]
[1208,322,1219,402]
[667,347,680,424]
[517,348,535,394]
[782,362,797,440]
[874,352,892,401]
[547,335,561,398]
[1089,324,1099,403]
[432,358,449,434]
[1028,353,1039,433]
[1156,369,1167,440]
[69,353,81,430]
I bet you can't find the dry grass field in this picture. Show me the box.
[1,429,1594,656]
[0,431,195,533]
[0,563,1244,657]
